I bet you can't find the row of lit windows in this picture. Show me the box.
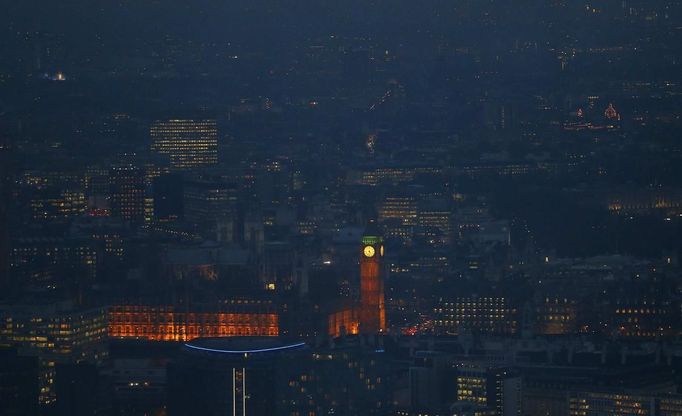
[615,308,665,314]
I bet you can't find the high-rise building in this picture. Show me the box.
[150,119,218,169]
[0,302,108,405]
[456,364,522,416]
[109,166,145,225]
[359,233,386,334]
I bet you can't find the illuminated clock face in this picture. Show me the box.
[363,245,375,257]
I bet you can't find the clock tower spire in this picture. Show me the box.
[359,229,386,334]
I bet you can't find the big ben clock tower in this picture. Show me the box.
[359,233,386,334]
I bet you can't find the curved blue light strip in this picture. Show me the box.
[184,342,306,354]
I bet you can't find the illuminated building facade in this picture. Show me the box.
[90,232,124,258]
[168,337,307,416]
[10,237,99,287]
[565,390,682,416]
[569,391,652,416]
[604,103,619,120]
[612,298,673,338]
[353,166,442,187]
[0,303,108,404]
[359,234,386,334]
[150,119,218,169]
[328,307,360,337]
[410,253,451,278]
[535,297,577,335]
[382,218,414,245]
[434,297,518,335]
[30,190,86,220]
[328,232,387,337]
[109,304,279,342]
[144,195,154,224]
[457,365,489,407]
[416,202,452,245]
[460,163,536,178]
[109,166,145,224]
[356,167,415,186]
[378,196,418,226]
[605,189,682,216]
[456,364,522,416]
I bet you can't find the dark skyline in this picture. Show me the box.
[1,1,682,415]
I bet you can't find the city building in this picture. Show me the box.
[534,296,578,335]
[409,351,456,414]
[9,237,100,288]
[109,166,146,225]
[0,302,108,404]
[29,189,86,221]
[415,201,452,246]
[183,178,238,230]
[280,336,394,416]
[150,119,218,169]
[167,337,307,416]
[378,195,418,226]
[329,229,387,337]
[359,233,387,334]
[109,303,279,342]
[152,172,184,222]
[456,364,522,416]
[569,391,653,416]
[434,297,518,336]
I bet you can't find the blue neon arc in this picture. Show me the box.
[184,342,306,354]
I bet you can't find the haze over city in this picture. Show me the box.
[1,1,682,415]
